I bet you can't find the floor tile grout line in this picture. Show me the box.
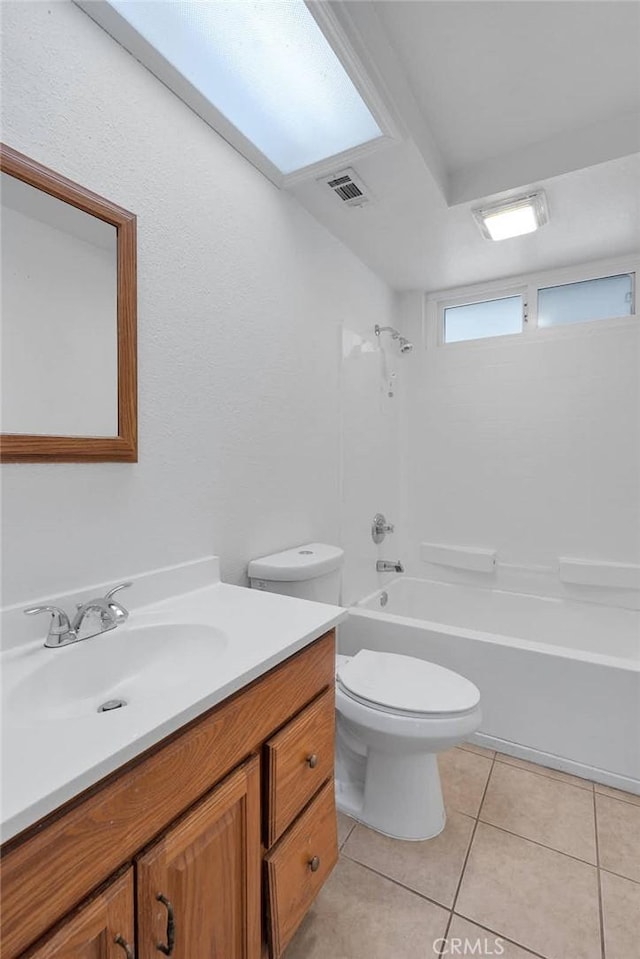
[338,821,356,851]
[437,913,454,959]
[457,744,496,759]
[595,789,640,809]
[339,851,456,915]
[593,789,640,808]
[598,865,640,886]
[476,753,498,822]
[492,755,595,793]
[475,816,599,869]
[457,745,606,802]
[460,744,640,804]
[450,911,551,959]
[441,751,498,957]
[593,788,606,959]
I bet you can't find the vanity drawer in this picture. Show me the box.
[265,687,334,846]
[265,778,338,957]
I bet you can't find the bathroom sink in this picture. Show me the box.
[6,623,228,723]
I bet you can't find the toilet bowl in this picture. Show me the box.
[335,650,481,840]
[248,544,482,841]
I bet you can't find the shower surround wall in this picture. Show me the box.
[0,0,398,612]
[399,294,640,600]
[339,323,404,606]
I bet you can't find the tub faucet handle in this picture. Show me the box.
[372,513,395,544]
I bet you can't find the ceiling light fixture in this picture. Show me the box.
[473,191,549,241]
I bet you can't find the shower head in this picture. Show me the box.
[374,325,413,354]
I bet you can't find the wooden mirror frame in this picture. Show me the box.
[0,144,137,462]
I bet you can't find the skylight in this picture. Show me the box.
[105,0,383,175]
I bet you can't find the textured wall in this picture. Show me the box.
[0,1,396,605]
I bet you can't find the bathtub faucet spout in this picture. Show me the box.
[377,560,405,573]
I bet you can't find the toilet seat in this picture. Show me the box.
[336,650,480,719]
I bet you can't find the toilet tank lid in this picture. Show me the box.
[248,543,344,582]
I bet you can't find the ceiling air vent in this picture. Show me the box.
[321,168,371,208]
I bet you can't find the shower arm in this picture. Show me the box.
[374,324,400,340]
[374,324,413,353]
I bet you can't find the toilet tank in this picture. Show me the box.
[248,543,343,605]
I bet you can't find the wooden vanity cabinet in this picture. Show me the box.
[23,870,135,959]
[1,631,336,959]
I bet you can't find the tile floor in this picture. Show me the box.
[285,744,640,959]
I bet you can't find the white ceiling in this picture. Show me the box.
[375,0,640,173]
[289,0,640,292]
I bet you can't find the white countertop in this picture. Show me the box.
[1,577,344,842]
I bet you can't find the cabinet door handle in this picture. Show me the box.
[156,894,175,956]
[308,855,320,872]
[306,754,318,769]
[114,934,134,958]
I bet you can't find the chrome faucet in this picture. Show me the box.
[25,582,132,648]
[371,512,395,544]
[376,560,405,573]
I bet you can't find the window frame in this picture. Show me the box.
[439,285,528,347]
[427,256,638,350]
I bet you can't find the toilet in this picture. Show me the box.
[248,543,482,841]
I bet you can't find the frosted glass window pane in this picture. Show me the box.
[109,0,382,174]
[538,275,633,327]
[444,296,523,344]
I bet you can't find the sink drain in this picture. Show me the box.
[98,699,127,713]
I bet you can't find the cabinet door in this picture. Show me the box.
[24,869,134,959]
[136,755,261,959]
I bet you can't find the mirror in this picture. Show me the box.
[0,145,137,462]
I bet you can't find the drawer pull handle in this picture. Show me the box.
[156,894,175,956]
[114,935,134,958]
[308,855,321,872]
[307,754,318,769]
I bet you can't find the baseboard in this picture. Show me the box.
[472,732,640,796]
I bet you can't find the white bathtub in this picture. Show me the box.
[338,577,640,792]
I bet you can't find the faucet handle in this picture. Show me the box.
[105,582,133,601]
[104,582,132,623]
[371,513,394,544]
[24,605,71,635]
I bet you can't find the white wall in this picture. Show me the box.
[401,300,640,596]
[0,0,396,608]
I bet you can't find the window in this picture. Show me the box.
[443,295,524,344]
[538,274,634,328]
[432,261,637,347]
[78,0,384,179]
